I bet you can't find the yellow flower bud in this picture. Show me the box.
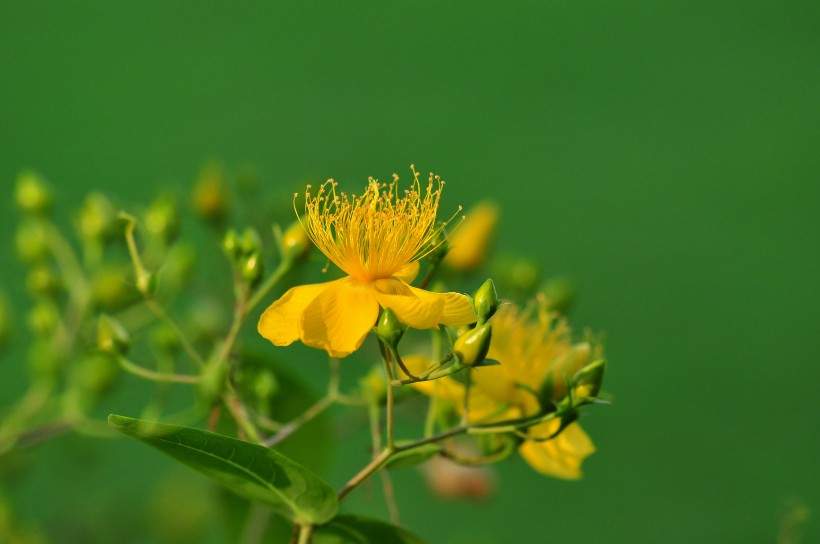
[15,170,52,215]
[27,301,59,337]
[26,265,61,297]
[15,220,50,264]
[444,201,498,271]
[192,162,229,222]
[241,253,263,285]
[473,278,498,324]
[97,314,131,355]
[453,323,492,366]
[279,221,310,261]
[76,193,116,242]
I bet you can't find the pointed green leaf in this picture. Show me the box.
[314,515,426,544]
[108,414,337,524]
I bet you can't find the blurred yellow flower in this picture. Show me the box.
[258,168,476,358]
[407,300,601,479]
[443,201,499,271]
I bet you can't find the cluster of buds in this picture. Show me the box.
[223,227,264,285]
[453,279,498,366]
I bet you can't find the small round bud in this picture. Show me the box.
[76,193,116,242]
[572,359,605,401]
[27,301,59,337]
[144,195,180,244]
[97,314,131,355]
[26,265,61,297]
[91,265,139,310]
[192,162,229,223]
[15,171,52,215]
[473,278,499,324]
[374,308,406,347]
[239,227,262,256]
[15,220,50,264]
[253,370,279,403]
[279,221,310,261]
[539,277,575,314]
[241,253,263,285]
[452,323,492,366]
[222,229,241,259]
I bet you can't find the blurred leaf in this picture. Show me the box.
[108,414,338,524]
[386,443,442,470]
[314,515,426,544]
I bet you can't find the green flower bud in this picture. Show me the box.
[239,227,262,256]
[453,323,492,366]
[473,278,498,324]
[150,323,180,355]
[90,265,139,310]
[26,265,61,297]
[374,308,406,347]
[539,277,575,314]
[222,228,241,259]
[198,359,228,406]
[253,369,279,403]
[278,221,310,261]
[27,301,59,337]
[15,170,52,215]
[240,253,263,285]
[572,359,605,401]
[71,353,118,395]
[97,314,130,355]
[492,255,540,295]
[15,220,50,264]
[76,193,116,242]
[192,162,229,223]
[144,195,180,244]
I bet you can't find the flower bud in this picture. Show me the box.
[27,301,59,337]
[241,253,263,285]
[15,220,49,264]
[136,270,157,297]
[222,229,241,259]
[253,369,279,404]
[278,221,310,261]
[26,265,61,297]
[97,314,130,355]
[453,323,492,366]
[492,255,541,295]
[473,278,498,324]
[76,193,116,242]
[539,277,575,314]
[374,308,406,347]
[572,359,605,401]
[444,201,498,271]
[144,195,180,244]
[15,171,52,215]
[91,265,139,310]
[239,227,262,256]
[192,162,229,223]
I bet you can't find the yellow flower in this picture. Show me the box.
[407,300,601,479]
[443,201,499,271]
[258,168,477,358]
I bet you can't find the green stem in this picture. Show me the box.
[296,524,313,544]
[117,356,200,384]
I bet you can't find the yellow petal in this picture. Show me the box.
[393,261,420,283]
[372,279,476,329]
[257,281,336,347]
[300,278,379,358]
[519,421,595,480]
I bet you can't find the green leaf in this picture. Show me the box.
[108,414,338,524]
[314,515,426,544]
[386,443,442,470]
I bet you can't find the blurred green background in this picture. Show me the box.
[2,1,819,542]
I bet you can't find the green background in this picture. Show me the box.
[2,1,819,542]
